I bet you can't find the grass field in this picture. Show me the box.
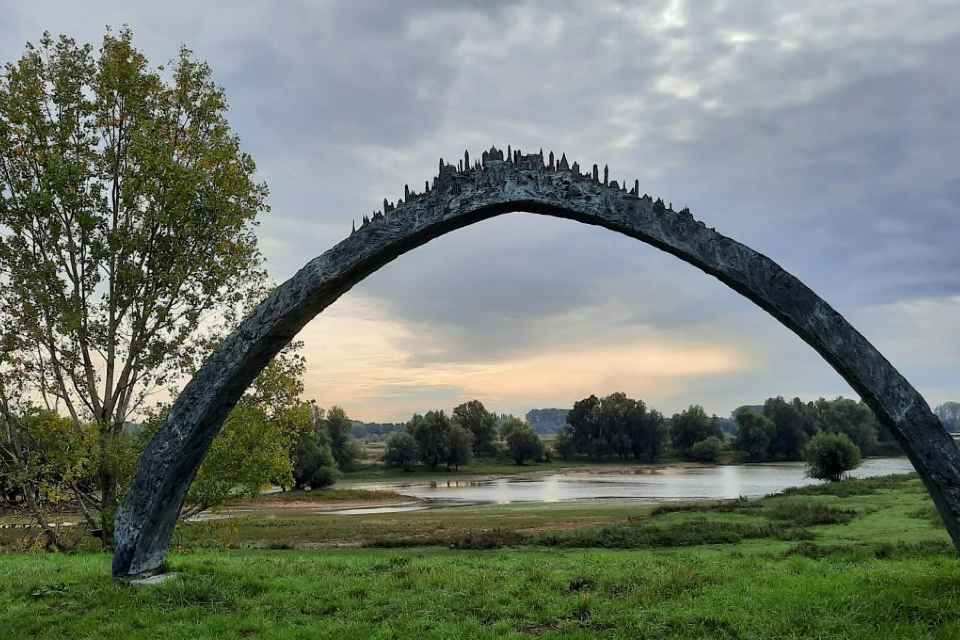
[3,474,960,638]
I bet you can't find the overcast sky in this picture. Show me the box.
[3,1,959,422]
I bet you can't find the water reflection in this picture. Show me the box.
[343,458,915,513]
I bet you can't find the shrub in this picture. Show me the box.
[764,501,857,526]
[383,432,420,471]
[690,436,723,462]
[803,431,862,482]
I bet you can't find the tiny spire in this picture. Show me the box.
[351,220,355,234]
[548,151,555,169]
[425,181,430,192]
[572,161,580,174]
[635,179,639,195]
[507,145,512,162]
[383,198,389,212]
[464,150,470,168]
[592,164,599,182]
[405,184,410,201]
[458,159,463,172]
[603,164,609,186]
[559,153,569,169]
[439,158,444,174]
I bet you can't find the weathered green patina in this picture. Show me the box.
[113,147,960,577]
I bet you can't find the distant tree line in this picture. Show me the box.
[525,408,569,434]
[379,392,909,474]
[553,393,668,461]
[350,421,406,442]
[936,402,960,433]
[383,401,548,471]
[732,396,898,461]
[546,392,902,467]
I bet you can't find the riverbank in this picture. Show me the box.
[2,474,957,638]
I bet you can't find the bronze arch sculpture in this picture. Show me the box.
[113,146,960,577]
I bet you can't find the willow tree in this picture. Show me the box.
[0,29,268,545]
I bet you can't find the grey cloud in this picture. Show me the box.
[2,0,959,416]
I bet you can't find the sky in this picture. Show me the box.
[2,1,959,422]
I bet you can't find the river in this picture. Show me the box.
[334,457,916,514]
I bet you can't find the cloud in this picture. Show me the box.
[2,0,959,420]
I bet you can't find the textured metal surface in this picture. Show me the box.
[113,147,960,577]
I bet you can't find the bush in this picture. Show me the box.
[505,425,544,465]
[803,431,862,482]
[670,405,723,455]
[690,436,723,462]
[383,432,419,471]
[733,411,776,460]
[764,501,857,526]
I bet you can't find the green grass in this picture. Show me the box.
[3,473,960,638]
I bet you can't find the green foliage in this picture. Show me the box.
[733,410,777,460]
[813,397,878,454]
[763,502,857,526]
[505,423,544,465]
[382,432,418,471]
[0,411,100,549]
[804,431,863,482]
[0,27,267,542]
[407,411,452,471]
[291,409,338,490]
[689,436,723,462]
[499,416,526,442]
[566,393,667,460]
[761,397,809,460]
[670,405,722,456]
[323,406,358,470]
[552,427,577,460]
[140,348,314,517]
[452,400,499,457]
[445,424,473,470]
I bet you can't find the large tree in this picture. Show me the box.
[0,29,267,544]
[452,400,498,457]
[813,397,878,455]
[505,424,544,465]
[762,397,808,461]
[670,405,722,456]
[733,410,776,461]
[323,405,360,470]
[408,411,452,471]
[383,432,418,471]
